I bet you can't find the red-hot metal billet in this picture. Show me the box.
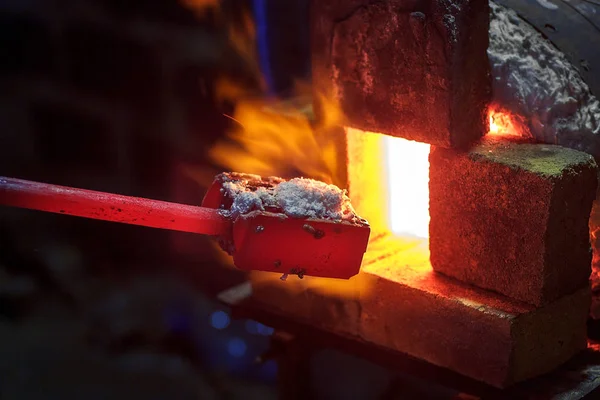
[203,172,371,280]
[232,211,370,279]
[0,176,231,236]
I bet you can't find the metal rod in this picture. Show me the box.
[0,176,231,236]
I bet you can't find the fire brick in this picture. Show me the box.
[311,0,491,148]
[429,137,599,306]
[245,238,590,388]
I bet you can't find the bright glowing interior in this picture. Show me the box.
[180,2,436,292]
[487,105,531,138]
[385,136,430,238]
[346,128,431,240]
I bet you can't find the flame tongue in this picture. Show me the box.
[180,0,346,189]
[209,93,346,187]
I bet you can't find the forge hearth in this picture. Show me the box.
[303,0,600,389]
[247,239,590,388]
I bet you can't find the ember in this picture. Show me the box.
[487,105,531,139]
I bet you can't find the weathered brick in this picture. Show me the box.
[0,12,55,75]
[64,25,162,116]
[429,137,598,305]
[247,238,590,388]
[30,102,117,173]
[311,0,491,148]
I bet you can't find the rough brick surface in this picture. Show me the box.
[311,0,491,148]
[430,137,598,305]
[246,238,590,388]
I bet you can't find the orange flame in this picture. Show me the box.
[487,105,531,138]
[211,80,347,187]
[179,0,345,186]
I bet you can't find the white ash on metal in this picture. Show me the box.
[222,176,357,221]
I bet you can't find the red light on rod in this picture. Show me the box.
[0,176,231,236]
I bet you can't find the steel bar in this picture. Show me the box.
[0,176,231,236]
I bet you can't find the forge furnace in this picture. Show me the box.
[249,0,599,387]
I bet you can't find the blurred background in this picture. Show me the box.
[0,0,305,398]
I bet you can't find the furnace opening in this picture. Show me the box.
[385,137,430,238]
[346,128,430,241]
[346,107,524,243]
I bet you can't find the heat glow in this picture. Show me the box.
[487,105,531,138]
[346,129,430,239]
[386,137,430,238]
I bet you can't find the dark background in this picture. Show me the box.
[0,0,304,398]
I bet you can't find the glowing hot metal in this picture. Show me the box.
[0,174,370,280]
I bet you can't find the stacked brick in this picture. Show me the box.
[311,0,598,387]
